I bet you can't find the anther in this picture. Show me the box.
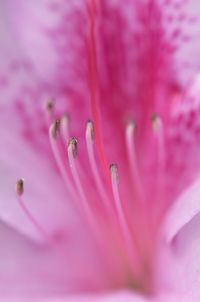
[151,113,161,132]
[86,120,95,141]
[44,99,56,125]
[49,123,76,199]
[68,138,78,159]
[45,99,55,114]
[151,113,165,162]
[60,113,70,141]
[16,179,24,196]
[110,164,119,184]
[127,119,137,130]
[51,119,60,139]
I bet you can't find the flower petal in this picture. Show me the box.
[0,0,58,84]
[0,0,86,88]
[11,291,200,302]
[0,219,112,298]
[0,109,72,242]
[166,74,200,202]
[166,211,200,298]
[58,291,149,302]
[29,291,151,302]
[173,0,200,84]
[0,220,70,297]
[163,177,200,242]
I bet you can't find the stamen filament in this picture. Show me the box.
[86,121,114,215]
[152,114,165,165]
[125,121,144,202]
[110,164,139,276]
[60,113,70,142]
[68,138,96,224]
[68,139,120,278]
[49,121,76,199]
[152,114,167,224]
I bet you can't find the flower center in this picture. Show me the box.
[16,105,166,294]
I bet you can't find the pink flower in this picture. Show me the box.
[1,0,200,301]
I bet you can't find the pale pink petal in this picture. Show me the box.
[166,212,200,298]
[166,74,200,203]
[173,0,200,84]
[0,0,59,84]
[0,220,71,297]
[0,0,25,69]
[0,216,114,297]
[0,0,86,88]
[0,46,75,240]
[163,177,200,242]
[57,291,149,302]
[30,291,152,302]
[157,293,200,302]
[14,292,200,302]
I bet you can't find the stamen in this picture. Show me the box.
[125,121,144,202]
[151,114,165,164]
[68,138,93,218]
[16,179,52,242]
[86,121,113,214]
[110,164,139,276]
[151,114,167,223]
[68,140,121,279]
[49,121,76,199]
[60,113,70,142]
